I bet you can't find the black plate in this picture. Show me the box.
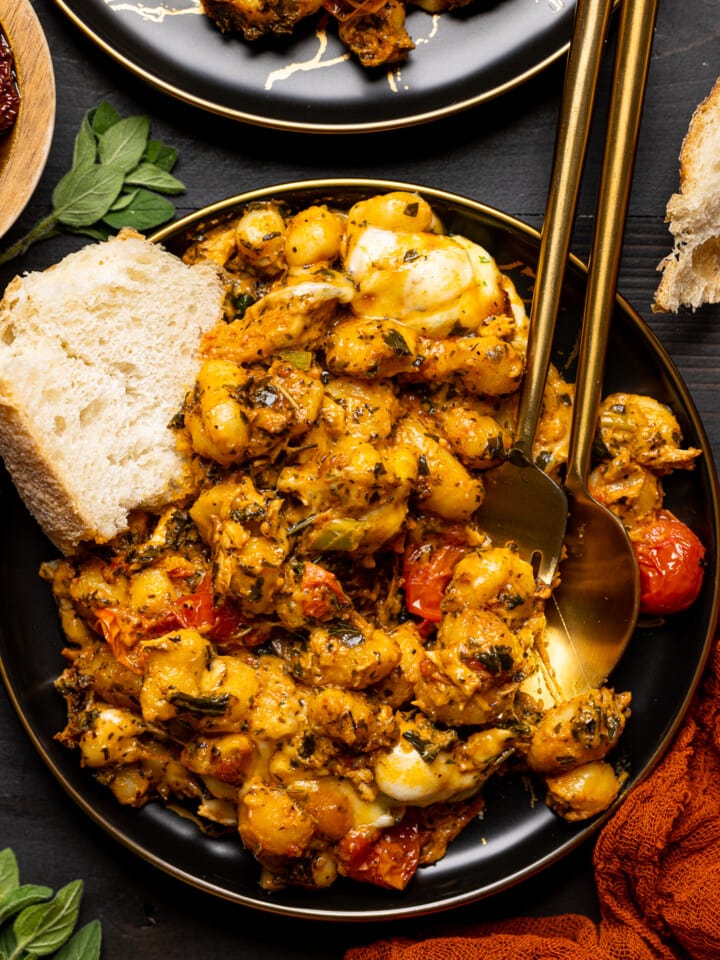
[1,180,718,920]
[53,0,576,133]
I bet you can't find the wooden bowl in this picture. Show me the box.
[0,0,55,240]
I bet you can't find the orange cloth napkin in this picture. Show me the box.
[347,636,720,960]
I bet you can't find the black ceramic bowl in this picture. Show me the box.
[1,179,717,920]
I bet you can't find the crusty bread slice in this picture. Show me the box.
[0,229,225,554]
[654,76,720,312]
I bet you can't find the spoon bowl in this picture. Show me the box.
[479,456,567,587]
[543,487,640,699]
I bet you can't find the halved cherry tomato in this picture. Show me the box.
[93,575,248,671]
[172,575,247,642]
[402,540,468,623]
[300,562,349,620]
[337,818,421,890]
[630,509,706,616]
[93,607,148,675]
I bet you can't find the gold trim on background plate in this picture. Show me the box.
[52,0,578,134]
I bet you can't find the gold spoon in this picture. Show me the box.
[478,0,614,588]
[542,0,658,700]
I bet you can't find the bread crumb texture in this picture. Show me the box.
[0,230,224,553]
[654,76,720,312]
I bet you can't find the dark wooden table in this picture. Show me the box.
[1,0,719,956]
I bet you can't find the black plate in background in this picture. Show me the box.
[53,0,575,133]
[1,181,718,920]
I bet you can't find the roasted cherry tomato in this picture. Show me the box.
[173,575,246,641]
[93,575,248,671]
[337,818,421,890]
[300,561,349,620]
[402,539,467,623]
[630,509,706,615]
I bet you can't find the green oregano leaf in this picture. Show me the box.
[52,920,102,960]
[144,139,178,171]
[0,850,19,901]
[124,162,185,195]
[0,852,101,960]
[90,100,121,136]
[102,188,175,231]
[12,880,83,958]
[0,885,53,926]
[72,115,97,171]
[0,918,17,960]
[66,225,113,242]
[52,165,125,228]
[109,188,140,212]
[0,101,185,264]
[97,115,150,173]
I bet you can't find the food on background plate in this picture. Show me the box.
[0,29,19,137]
[654,75,720,312]
[201,0,472,68]
[0,191,705,893]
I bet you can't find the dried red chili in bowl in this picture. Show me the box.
[0,28,19,136]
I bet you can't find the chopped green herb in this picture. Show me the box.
[230,291,256,319]
[402,730,442,764]
[327,621,365,647]
[476,645,515,675]
[169,692,231,717]
[382,329,412,356]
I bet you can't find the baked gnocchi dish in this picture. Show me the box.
[47,192,705,892]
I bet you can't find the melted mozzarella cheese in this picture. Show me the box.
[373,739,482,806]
[344,225,510,337]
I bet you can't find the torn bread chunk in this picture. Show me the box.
[0,229,225,554]
[654,76,720,312]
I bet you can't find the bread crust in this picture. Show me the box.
[654,76,720,313]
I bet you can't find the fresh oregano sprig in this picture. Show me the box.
[0,101,185,265]
[0,849,101,960]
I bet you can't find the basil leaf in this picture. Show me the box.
[90,101,121,136]
[52,165,125,228]
[0,884,53,925]
[52,920,102,960]
[13,880,83,958]
[72,115,97,171]
[124,162,185,195]
[0,849,19,900]
[98,115,150,174]
[102,188,175,231]
[144,139,177,171]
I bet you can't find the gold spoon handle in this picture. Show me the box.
[566,0,660,489]
[512,0,613,459]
